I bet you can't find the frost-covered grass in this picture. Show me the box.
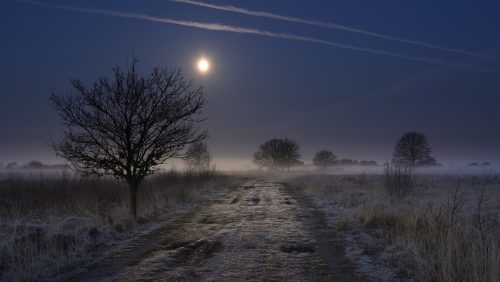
[0,170,236,281]
[289,173,500,282]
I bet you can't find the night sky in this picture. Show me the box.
[1,0,500,169]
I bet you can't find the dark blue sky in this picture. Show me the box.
[1,0,500,167]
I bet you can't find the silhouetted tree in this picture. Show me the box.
[313,150,337,168]
[253,138,301,170]
[184,141,213,172]
[51,58,207,218]
[392,132,435,167]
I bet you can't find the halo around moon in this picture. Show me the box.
[197,58,210,73]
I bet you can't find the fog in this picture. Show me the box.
[2,158,498,176]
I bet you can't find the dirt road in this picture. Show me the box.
[72,179,360,281]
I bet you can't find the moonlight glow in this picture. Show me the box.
[197,58,210,73]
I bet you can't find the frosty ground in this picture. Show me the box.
[0,171,499,281]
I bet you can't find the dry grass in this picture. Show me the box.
[383,163,414,199]
[0,170,236,281]
[289,173,500,281]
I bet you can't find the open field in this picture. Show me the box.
[0,171,238,281]
[289,173,500,281]
[1,171,499,281]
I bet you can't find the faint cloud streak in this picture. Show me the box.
[17,0,500,74]
[173,0,500,62]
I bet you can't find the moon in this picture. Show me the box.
[197,58,210,73]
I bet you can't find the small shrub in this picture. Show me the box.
[383,163,414,198]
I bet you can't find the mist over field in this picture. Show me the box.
[2,157,499,175]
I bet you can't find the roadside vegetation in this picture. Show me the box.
[0,170,236,281]
[289,173,500,281]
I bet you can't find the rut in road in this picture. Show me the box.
[73,179,360,281]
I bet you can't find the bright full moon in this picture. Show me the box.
[197,58,210,73]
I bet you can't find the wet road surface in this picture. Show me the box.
[72,179,360,281]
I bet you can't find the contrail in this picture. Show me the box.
[15,0,445,64]
[17,0,500,74]
[172,0,500,62]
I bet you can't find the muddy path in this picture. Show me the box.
[71,179,361,281]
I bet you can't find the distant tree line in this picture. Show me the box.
[312,150,378,168]
[467,162,491,167]
[0,161,71,170]
[252,139,379,170]
[253,131,444,171]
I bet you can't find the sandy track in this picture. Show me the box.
[72,179,360,281]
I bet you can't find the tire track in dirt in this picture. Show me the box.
[71,179,361,281]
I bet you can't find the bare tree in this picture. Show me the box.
[51,58,207,218]
[392,131,435,167]
[312,150,337,169]
[184,141,213,172]
[253,138,301,171]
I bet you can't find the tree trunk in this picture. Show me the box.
[128,180,139,219]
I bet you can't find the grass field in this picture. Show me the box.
[0,170,237,281]
[1,169,499,281]
[289,173,500,281]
